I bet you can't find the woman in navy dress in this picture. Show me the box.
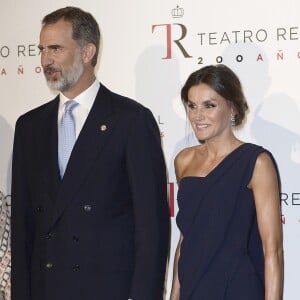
[169,64,283,300]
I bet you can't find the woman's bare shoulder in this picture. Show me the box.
[175,145,200,163]
[174,145,203,180]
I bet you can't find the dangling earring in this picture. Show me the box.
[230,114,236,127]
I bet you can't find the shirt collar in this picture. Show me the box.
[59,80,100,110]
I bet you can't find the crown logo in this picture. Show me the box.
[171,5,184,18]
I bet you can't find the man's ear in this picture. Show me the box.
[81,43,96,64]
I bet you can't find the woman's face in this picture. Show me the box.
[186,83,233,142]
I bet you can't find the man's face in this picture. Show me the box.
[39,20,84,92]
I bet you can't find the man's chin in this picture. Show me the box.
[46,79,63,91]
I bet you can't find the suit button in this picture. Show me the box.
[37,206,44,212]
[46,233,54,240]
[72,264,80,271]
[72,236,79,242]
[83,204,92,213]
[46,262,53,269]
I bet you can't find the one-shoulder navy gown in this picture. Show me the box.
[176,143,276,299]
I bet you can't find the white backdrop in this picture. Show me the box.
[1,1,299,299]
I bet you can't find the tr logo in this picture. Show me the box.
[152,23,192,59]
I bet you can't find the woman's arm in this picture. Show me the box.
[169,150,188,299]
[249,152,284,300]
[169,234,183,300]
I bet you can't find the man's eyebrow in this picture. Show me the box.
[48,45,63,49]
[38,44,64,50]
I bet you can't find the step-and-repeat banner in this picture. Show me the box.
[1,1,299,299]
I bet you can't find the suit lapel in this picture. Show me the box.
[32,98,61,229]
[50,85,118,228]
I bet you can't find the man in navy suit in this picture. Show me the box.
[11,7,170,300]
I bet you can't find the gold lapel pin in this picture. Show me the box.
[100,125,107,131]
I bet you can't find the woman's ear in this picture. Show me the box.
[229,102,237,117]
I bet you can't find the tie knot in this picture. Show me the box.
[65,100,78,112]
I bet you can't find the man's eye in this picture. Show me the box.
[50,46,64,53]
[53,47,62,52]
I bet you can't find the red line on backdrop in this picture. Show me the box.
[168,182,174,217]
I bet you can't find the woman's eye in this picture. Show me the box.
[204,102,216,108]
[187,102,196,109]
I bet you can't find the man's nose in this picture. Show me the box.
[41,50,54,67]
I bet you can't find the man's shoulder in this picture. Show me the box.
[100,84,147,114]
[16,97,58,125]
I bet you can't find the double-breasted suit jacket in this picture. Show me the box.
[11,84,170,300]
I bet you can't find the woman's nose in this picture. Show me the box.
[194,108,204,120]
